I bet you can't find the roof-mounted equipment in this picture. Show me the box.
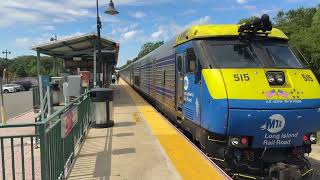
[238,14,272,38]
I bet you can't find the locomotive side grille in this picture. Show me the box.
[184,107,194,120]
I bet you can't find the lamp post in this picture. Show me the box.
[2,50,11,60]
[96,0,119,87]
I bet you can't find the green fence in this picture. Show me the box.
[0,92,91,180]
[0,124,39,180]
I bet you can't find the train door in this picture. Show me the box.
[182,48,201,125]
[176,53,184,112]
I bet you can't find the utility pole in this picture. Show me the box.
[0,50,10,124]
[0,80,6,125]
[2,50,11,60]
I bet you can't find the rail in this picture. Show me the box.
[0,92,91,180]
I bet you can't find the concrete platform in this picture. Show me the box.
[66,79,229,180]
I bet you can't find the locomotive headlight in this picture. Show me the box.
[230,137,240,146]
[309,133,317,144]
[275,73,285,85]
[267,73,275,83]
[229,136,250,148]
[266,71,285,85]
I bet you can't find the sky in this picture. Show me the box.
[0,0,319,67]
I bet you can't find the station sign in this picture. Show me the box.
[61,106,78,138]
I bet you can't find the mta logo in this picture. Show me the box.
[184,76,189,91]
[260,114,286,133]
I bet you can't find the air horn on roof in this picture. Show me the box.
[238,14,272,34]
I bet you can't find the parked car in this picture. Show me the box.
[11,80,32,91]
[2,84,21,93]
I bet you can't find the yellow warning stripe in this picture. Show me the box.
[122,79,230,180]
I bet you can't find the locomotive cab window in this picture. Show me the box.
[203,39,305,69]
[263,44,303,69]
[177,56,183,73]
[186,48,196,73]
[205,42,262,68]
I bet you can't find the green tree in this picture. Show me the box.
[274,6,320,79]
[119,41,164,69]
[15,65,28,77]
[0,55,65,78]
[238,16,258,24]
[135,41,164,60]
[127,60,133,64]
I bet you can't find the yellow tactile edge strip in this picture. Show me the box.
[121,80,231,180]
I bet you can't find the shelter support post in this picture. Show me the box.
[37,51,41,77]
[93,50,97,87]
[53,57,56,76]
[39,76,44,120]
[105,64,113,87]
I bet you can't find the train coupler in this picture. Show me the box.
[269,162,302,180]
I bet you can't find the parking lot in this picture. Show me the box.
[2,90,33,120]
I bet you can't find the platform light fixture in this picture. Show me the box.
[95,0,119,87]
[105,0,119,15]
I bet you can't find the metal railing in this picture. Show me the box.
[0,92,91,180]
[0,123,39,180]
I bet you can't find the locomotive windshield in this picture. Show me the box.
[207,44,261,68]
[263,44,303,68]
[203,39,304,69]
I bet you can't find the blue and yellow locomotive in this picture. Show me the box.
[120,15,320,179]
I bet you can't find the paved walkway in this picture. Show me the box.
[67,82,180,180]
[67,79,229,180]
[3,90,33,119]
[0,111,41,180]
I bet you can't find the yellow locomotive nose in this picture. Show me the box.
[215,68,320,107]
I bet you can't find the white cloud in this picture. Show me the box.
[53,0,171,8]
[189,16,211,25]
[0,0,173,28]
[122,30,139,40]
[113,23,139,34]
[0,0,93,27]
[110,23,145,42]
[151,26,167,40]
[58,32,86,40]
[132,11,146,18]
[149,16,212,42]
[237,0,248,4]
[102,0,172,6]
[14,32,86,49]
[0,8,43,27]
[15,37,32,47]
[41,25,55,31]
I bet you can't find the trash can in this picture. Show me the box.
[50,82,60,106]
[90,88,114,128]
